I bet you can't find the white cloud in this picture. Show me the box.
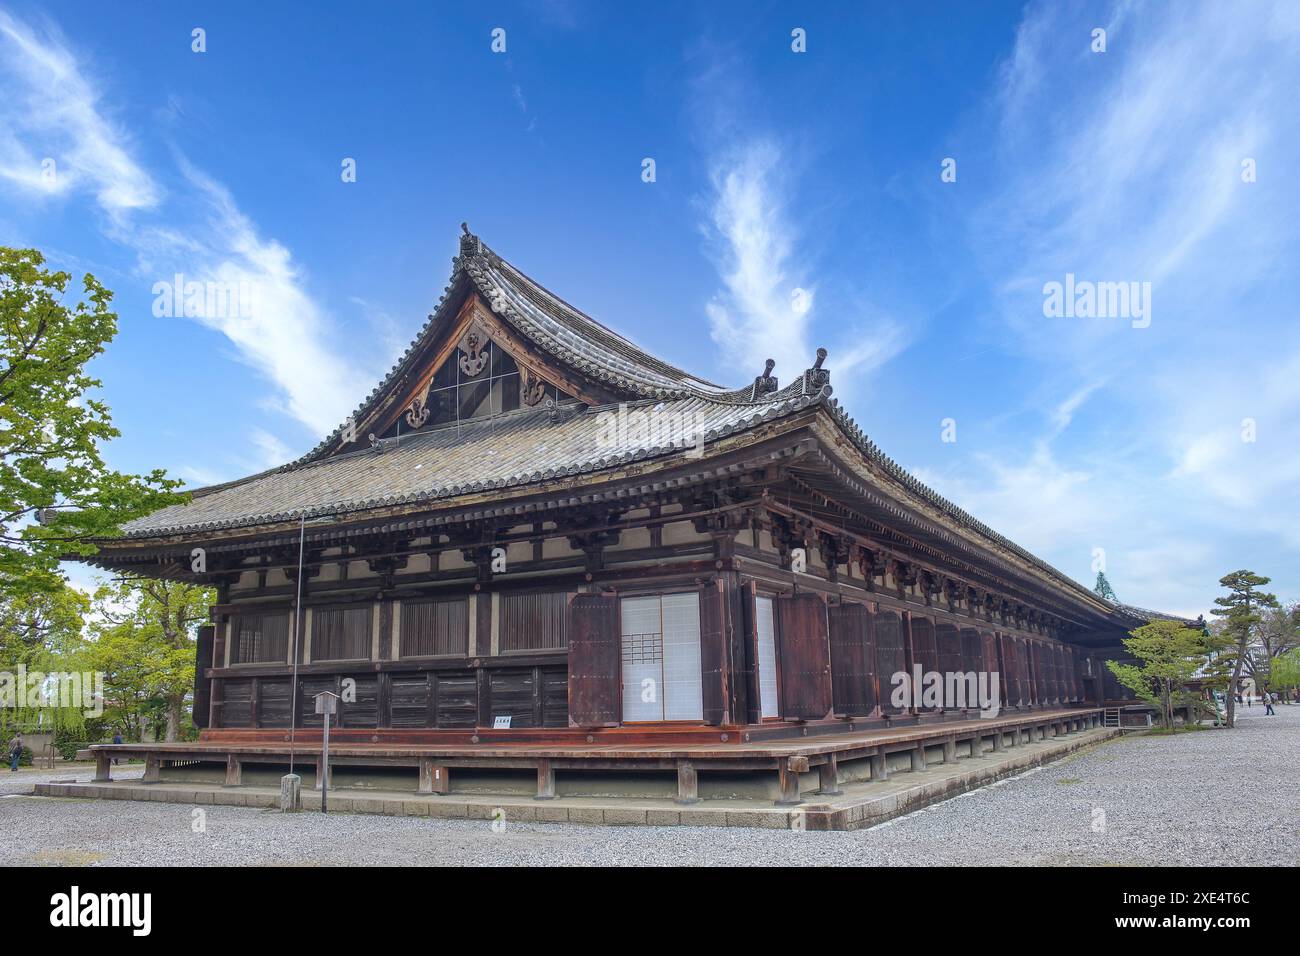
[946,0,1300,611]
[249,428,291,471]
[702,139,906,395]
[0,10,160,216]
[0,9,369,439]
[142,161,372,436]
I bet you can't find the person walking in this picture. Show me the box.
[1264,692,1276,716]
[7,732,22,772]
[111,732,123,765]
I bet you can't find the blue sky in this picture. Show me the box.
[1,1,1296,617]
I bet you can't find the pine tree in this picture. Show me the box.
[1210,570,1278,728]
[1094,571,1117,602]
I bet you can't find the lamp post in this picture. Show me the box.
[314,691,341,814]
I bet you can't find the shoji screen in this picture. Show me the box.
[755,595,780,718]
[619,593,703,722]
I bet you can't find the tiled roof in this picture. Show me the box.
[121,390,825,539]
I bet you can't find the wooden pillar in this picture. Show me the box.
[418,758,449,795]
[901,611,918,715]
[224,754,242,787]
[535,759,555,800]
[943,736,957,763]
[675,760,699,805]
[910,744,926,772]
[314,755,333,790]
[143,753,161,783]
[777,756,807,806]
[94,752,112,782]
[869,750,888,782]
[817,754,842,796]
[991,729,1004,752]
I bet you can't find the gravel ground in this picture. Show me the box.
[1,706,1295,866]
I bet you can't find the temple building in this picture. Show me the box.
[77,226,1193,817]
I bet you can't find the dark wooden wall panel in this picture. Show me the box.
[541,666,569,727]
[698,581,727,725]
[219,679,252,727]
[566,593,620,727]
[739,581,761,725]
[1000,635,1022,707]
[257,679,292,728]
[390,674,431,728]
[980,630,998,710]
[775,592,832,720]
[910,616,939,711]
[828,601,877,716]
[1055,644,1069,703]
[873,609,907,715]
[1031,642,1047,704]
[935,623,963,709]
[488,669,538,727]
[723,577,749,725]
[340,675,379,727]
[193,624,214,729]
[1017,638,1033,705]
[959,627,983,675]
[429,672,475,727]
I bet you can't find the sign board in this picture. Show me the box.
[315,692,338,716]
[493,715,512,729]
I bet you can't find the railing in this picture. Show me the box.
[1103,708,1121,728]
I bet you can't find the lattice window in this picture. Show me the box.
[499,591,569,652]
[399,598,468,657]
[231,613,290,664]
[312,605,372,661]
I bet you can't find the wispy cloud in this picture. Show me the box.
[701,139,906,396]
[140,160,372,435]
[0,8,368,439]
[0,10,159,216]
[948,0,1300,612]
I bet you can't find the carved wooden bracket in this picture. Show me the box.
[457,322,490,377]
[520,365,548,407]
[817,532,852,583]
[854,546,882,591]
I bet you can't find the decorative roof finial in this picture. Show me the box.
[805,348,830,392]
[459,223,481,258]
[752,358,778,398]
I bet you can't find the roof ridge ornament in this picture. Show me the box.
[803,347,830,394]
[751,358,778,400]
[459,221,481,258]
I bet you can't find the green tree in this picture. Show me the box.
[0,248,184,596]
[1245,602,1300,694]
[1210,570,1278,728]
[1271,649,1300,700]
[1106,620,1214,730]
[0,583,91,732]
[1094,571,1117,602]
[86,577,212,741]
